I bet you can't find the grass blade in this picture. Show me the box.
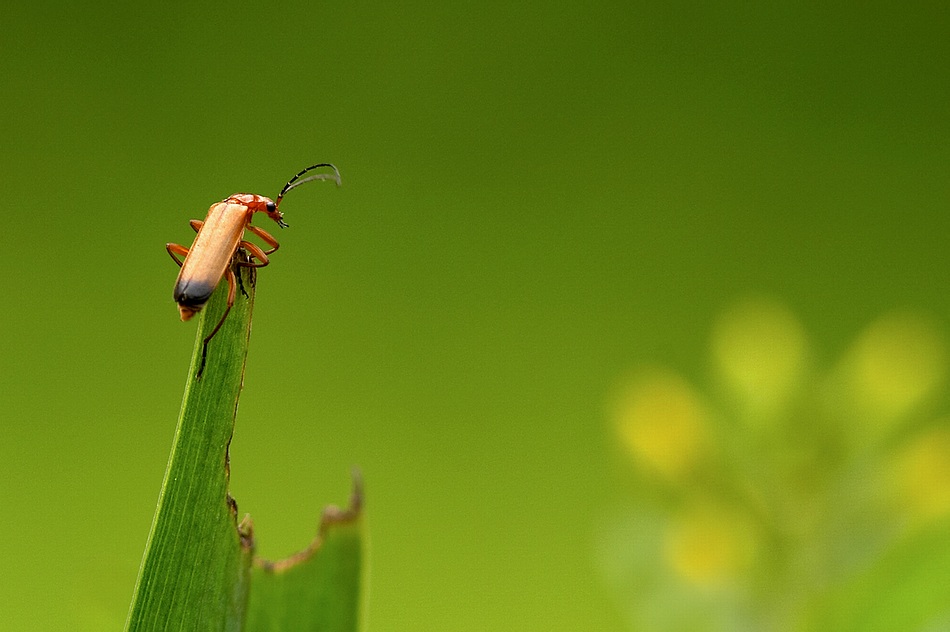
[245,479,364,632]
[126,264,258,631]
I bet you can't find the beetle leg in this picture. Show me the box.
[196,266,237,378]
[237,240,271,268]
[234,249,251,298]
[166,243,189,267]
[246,224,280,255]
[167,220,203,266]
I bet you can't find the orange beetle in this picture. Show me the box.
[166,163,341,376]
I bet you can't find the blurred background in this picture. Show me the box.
[2,2,949,630]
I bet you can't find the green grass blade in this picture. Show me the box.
[126,265,258,631]
[810,520,950,631]
[245,480,364,632]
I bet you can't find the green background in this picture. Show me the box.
[2,2,949,630]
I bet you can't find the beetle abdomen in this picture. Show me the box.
[174,277,216,312]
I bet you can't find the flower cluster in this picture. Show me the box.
[602,299,950,630]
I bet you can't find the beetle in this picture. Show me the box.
[166,163,341,376]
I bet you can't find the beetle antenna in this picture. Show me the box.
[276,163,342,207]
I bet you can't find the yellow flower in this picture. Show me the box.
[891,424,950,523]
[711,298,808,418]
[664,503,757,587]
[613,371,710,482]
[838,311,945,428]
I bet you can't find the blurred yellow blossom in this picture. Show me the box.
[838,311,945,426]
[712,298,808,416]
[613,371,710,482]
[664,503,758,587]
[891,424,950,523]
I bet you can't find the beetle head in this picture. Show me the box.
[263,198,289,228]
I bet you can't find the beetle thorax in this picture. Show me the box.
[225,193,276,211]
